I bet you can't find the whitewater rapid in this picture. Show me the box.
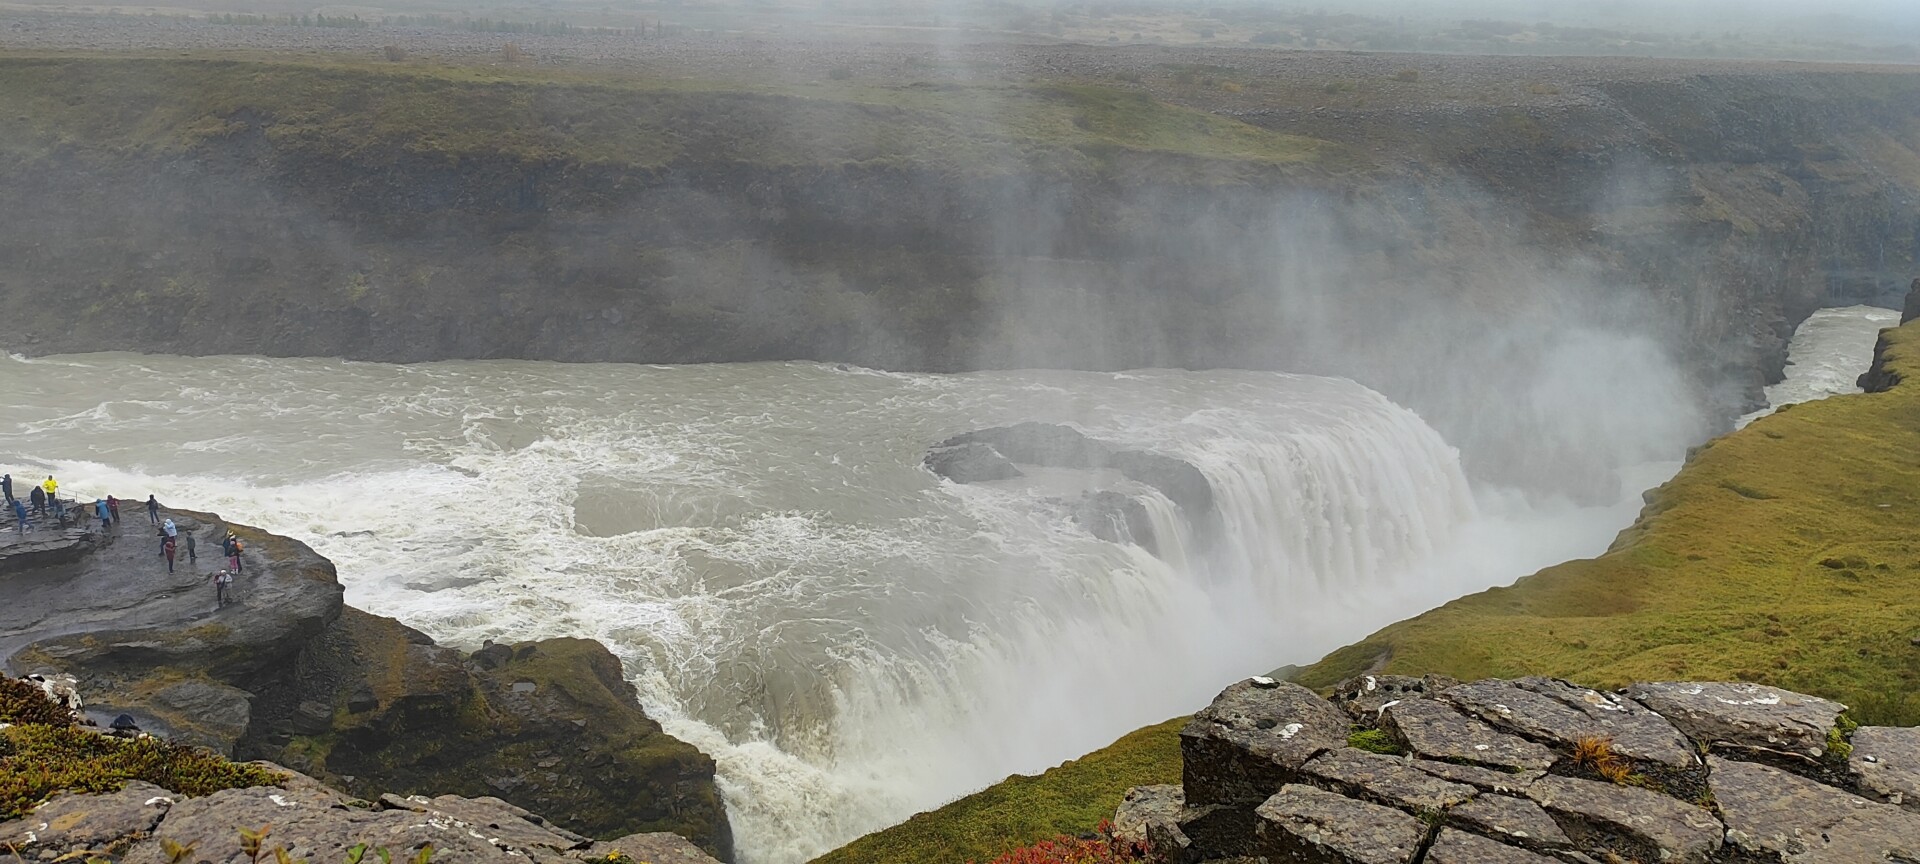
[1739,305,1900,427]
[2,356,1659,863]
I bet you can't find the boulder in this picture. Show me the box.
[143,679,255,754]
[0,780,173,858]
[1298,748,1478,813]
[1112,784,1184,849]
[1408,759,1542,794]
[1424,828,1563,864]
[923,441,1022,483]
[1625,681,1844,760]
[1443,678,1695,769]
[1525,775,1723,863]
[1446,794,1571,851]
[1379,698,1556,772]
[1180,678,1349,806]
[1849,725,1920,810]
[1709,755,1920,862]
[1250,784,1428,864]
[1329,674,1457,725]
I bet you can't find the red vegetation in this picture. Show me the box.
[975,822,1148,864]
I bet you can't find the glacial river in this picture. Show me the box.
[0,306,1889,863]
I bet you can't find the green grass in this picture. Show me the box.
[0,54,1332,175]
[815,321,1920,864]
[809,717,1185,864]
[0,677,282,821]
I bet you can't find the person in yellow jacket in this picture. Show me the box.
[42,476,57,498]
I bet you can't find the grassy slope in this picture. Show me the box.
[815,320,1920,864]
[0,54,1333,173]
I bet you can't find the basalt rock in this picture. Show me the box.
[1625,680,1844,760]
[1128,676,1920,864]
[0,509,732,860]
[1328,673,1456,726]
[1849,725,1920,810]
[1179,677,1349,807]
[1445,677,1695,769]
[1071,491,1159,554]
[923,441,1023,484]
[927,424,1215,517]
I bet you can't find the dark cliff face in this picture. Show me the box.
[2,57,1917,492]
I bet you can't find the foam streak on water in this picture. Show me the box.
[0,356,1645,864]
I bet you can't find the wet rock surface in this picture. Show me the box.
[1126,676,1920,864]
[0,510,732,858]
[927,424,1215,517]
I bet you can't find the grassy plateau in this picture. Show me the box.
[815,320,1920,864]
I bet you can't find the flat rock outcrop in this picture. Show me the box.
[1122,675,1918,864]
[0,763,725,864]
[926,423,1215,520]
[0,508,732,859]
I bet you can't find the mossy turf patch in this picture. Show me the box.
[0,677,281,820]
[815,321,1920,864]
[807,717,1184,864]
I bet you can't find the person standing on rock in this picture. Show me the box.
[184,529,196,563]
[28,484,45,516]
[106,495,120,523]
[1,473,12,506]
[209,569,233,608]
[11,499,29,535]
[223,533,241,573]
[42,476,57,500]
[163,518,178,541]
[94,498,111,528]
[162,534,177,573]
[146,495,160,525]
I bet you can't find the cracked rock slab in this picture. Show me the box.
[1180,678,1350,806]
[1112,784,1183,848]
[1710,756,1920,863]
[0,780,174,858]
[1409,759,1542,794]
[1329,674,1456,725]
[1425,828,1563,864]
[1300,747,1478,813]
[1380,698,1556,771]
[1251,784,1428,864]
[1443,677,1696,769]
[1447,794,1571,850]
[1849,725,1920,811]
[1526,774,1723,863]
[1626,681,1843,760]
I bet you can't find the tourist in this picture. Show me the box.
[162,518,178,540]
[11,499,29,535]
[50,495,66,525]
[106,495,120,522]
[184,530,196,562]
[163,535,177,573]
[223,533,241,572]
[94,498,111,528]
[145,495,160,525]
[1,473,12,505]
[42,476,56,499]
[210,569,233,608]
[28,484,45,516]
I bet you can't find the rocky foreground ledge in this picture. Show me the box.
[0,507,732,859]
[1117,675,1920,864]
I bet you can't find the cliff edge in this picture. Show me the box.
[0,507,733,860]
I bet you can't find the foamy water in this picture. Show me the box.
[1738,305,1900,427]
[0,355,1674,862]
